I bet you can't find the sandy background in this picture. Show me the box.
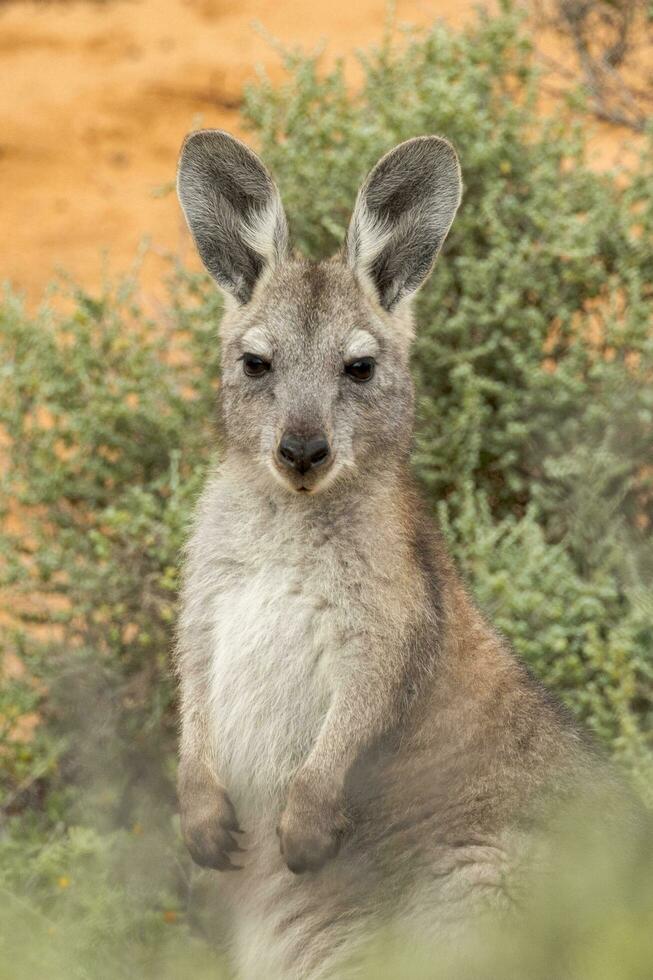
[0,0,645,307]
[1,0,478,306]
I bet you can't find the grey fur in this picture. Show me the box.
[346,136,462,310]
[175,133,621,979]
[177,130,289,304]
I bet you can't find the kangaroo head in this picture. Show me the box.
[177,130,461,495]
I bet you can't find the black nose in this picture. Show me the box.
[277,432,331,474]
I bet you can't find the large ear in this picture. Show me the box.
[346,136,462,312]
[177,130,289,304]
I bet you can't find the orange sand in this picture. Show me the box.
[0,0,480,306]
[0,0,646,306]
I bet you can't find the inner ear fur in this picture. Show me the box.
[346,136,462,311]
[177,129,289,305]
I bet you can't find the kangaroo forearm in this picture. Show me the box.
[302,674,400,791]
[177,714,242,870]
[277,673,402,873]
[178,729,217,808]
[177,686,219,784]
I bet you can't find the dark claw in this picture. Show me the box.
[181,785,244,872]
[220,814,244,834]
[287,859,306,875]
[219,856,243,872]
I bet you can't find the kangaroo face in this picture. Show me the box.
[177,130,461,495]
[218,260,414,494]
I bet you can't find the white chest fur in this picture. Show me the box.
[209,554,336,813]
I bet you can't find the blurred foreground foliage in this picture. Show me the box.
[1,2,652,975]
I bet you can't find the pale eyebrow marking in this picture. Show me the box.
[241,326,273,359]
[345,329,379,360]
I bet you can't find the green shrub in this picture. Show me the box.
[0,2,651,973]
[242,0,652,788]
[0,272,221,823]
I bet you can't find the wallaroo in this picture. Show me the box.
[175,131,628,978]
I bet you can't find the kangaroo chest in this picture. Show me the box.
[209,553,341,810]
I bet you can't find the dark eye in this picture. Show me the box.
[242,353,271,377]
[345,357,375,382]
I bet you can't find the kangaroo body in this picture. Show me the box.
[175,133,605,978]
[182,450,593,978]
